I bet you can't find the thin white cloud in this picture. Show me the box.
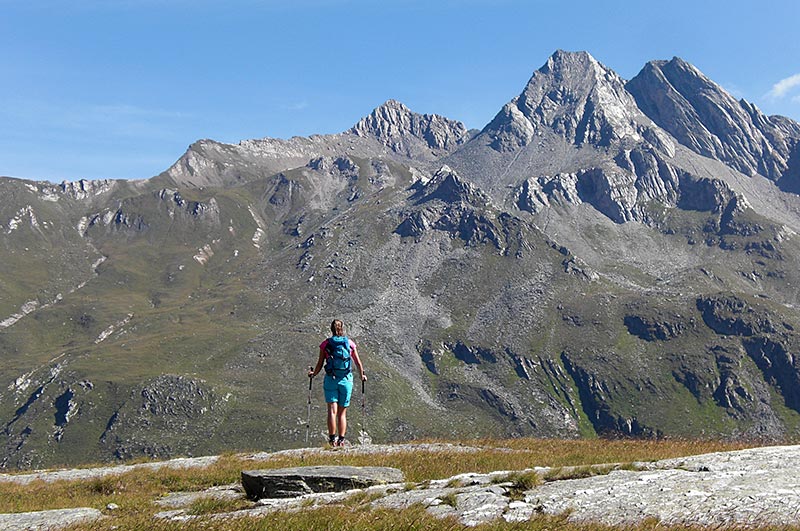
[767,73,800,99]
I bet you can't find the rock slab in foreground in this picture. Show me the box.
[242,465,404,499]
[531,445,800,527]
[0,507,103,531]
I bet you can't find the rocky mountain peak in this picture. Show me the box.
[540,49,604,79]
[627,57,794,181]
[657,56,702,78]
[484,50,648,151]
[350,99,414,138]
[349,100,471,157]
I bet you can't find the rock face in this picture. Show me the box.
[395,165,506,247]
[485,50,653,151]
[58,178,117,200]
[241,465,405,499]
[628,57,798,181]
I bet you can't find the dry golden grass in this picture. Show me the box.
[258,437,756,483]
[478,437,757,464]
[0,438,783,531]
[0,454,246,515]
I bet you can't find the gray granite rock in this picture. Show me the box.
[0,455,219,485]
[528,445,800,527]
[374,445,800,527]
[379,484,513,527]
[157,482,408,522]
[241,465,404,499]
[0,507,102,530]
[155,483,243,508]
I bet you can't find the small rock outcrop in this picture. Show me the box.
[413,165,491,206]
[241,465,404,499]
[100,375,227,461]
[396,166,505,248]
[697,294,776,337]
[623,313,692,341]
[0,507,103,531]
[58,179,116,200]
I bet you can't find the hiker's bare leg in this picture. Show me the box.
[327,402,338,437]
[337,406,347,437]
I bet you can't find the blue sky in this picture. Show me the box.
[1,0,799,182]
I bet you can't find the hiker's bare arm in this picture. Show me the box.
[351,345,367,381]
[309,347,325,377]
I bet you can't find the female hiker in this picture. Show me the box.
[308,319,367,446]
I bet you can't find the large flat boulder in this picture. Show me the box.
[241,465,404,499]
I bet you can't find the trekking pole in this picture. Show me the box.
[305,366,313,445]
[361,378,367,444]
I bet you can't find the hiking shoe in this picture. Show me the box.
[336,436,347,447]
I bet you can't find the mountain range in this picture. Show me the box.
[2,50,800,469]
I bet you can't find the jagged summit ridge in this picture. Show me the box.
[449,50,800,226]
[483,50,669,152]
[160,50,800,198]
[159,101,471,190]
[627,57,799,182]
[350,100,472,156]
